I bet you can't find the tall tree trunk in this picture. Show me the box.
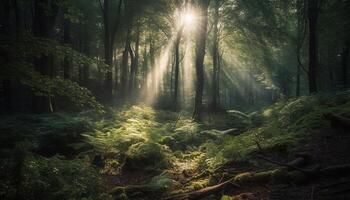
[32,0,58,113]
[1,0,12,112]
[193,0,209,121]
[296,0,305,97]
[103,0,113,101]
[142,44,148,91]
[121,27,132,99]
[170,50,175,96]
[211,0,220,111]
[129,18,141,96]
[173,26,183,109]
[308,0,319,94]
[149,38,156,96]
[114,50,119,92]
[63,17,72,80]
[100,0,122,101]
[296,64,301,97]
[342,41,349,88]
[82,23,90,87]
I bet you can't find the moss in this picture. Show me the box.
[187,179,210,190]
[234,172,254,185]
[221,195,232,200]
[111,175,175,197]
[271,169,306,184]
[123,142,173,171]
[234,169,307,186]
[234,171,273,186]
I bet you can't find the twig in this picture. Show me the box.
[163,178,240,200]
[254,154,311,175]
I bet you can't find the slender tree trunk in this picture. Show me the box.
[193,0,209,121]
[342,41,349,88]
[173,26,183,109]
[217,51,222,104]
[170,50,175,96]
[82,24,90,87]
[129,18,140,95]
[296,0,305,97]
[63,17,72,80]
[296,64,301,96]
[149,39,156,96]
[211,0,220,111]
[308,0,319,94]
[32,0,58,113]
[100,0,122,101]
[103,0,114,101]
[142,44,148,91]
[1,0,12,112]
[121,26,132,99]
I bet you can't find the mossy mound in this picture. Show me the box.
[234,169,306,186]
[123,142,173,171]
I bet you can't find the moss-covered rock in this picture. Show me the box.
[123,142,173,171]
[234,168,307,186]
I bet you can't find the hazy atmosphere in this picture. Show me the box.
[1,0,350,199]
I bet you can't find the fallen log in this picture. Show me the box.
[163,178,240,200]
[163,163,350,200]
[254,154,312,175]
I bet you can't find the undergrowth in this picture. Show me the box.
[0,90,349,199]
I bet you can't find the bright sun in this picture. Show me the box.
[184,12,195,26]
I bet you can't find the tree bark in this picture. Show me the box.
[296,0,305,97]
[129,17,141,96]
[308,0,319,94]
[149,38,156,96]
[63,17,72,80]
[173,26,184,109]
[193,0,209,121]
[1,0,12,112]
[342,41,349,88]
[82,24,90,87]
[32,0,58,113]
[210,0,220,111]
[142,43,148,91]
[100,0,122,101]
[121,25,132,99]
[103,0,113,100]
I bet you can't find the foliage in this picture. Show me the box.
[1,91,349,199]
[123,142,173,171]
[0,152,112,200]
[0,34,105,113]
[200,90,350,166]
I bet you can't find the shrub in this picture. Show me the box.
[0,153,112,200]
[123,142,173,171]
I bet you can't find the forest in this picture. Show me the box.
[1,0,350,199]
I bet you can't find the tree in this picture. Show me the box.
[210,0,220,111]
[173,11,184,109]
[193,0,209,121]
[32,0,59,113]
[295,0,307,97]
[99,0,122,101]
[307,0,321,94]
[63,14,72,80]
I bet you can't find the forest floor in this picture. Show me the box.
[1,91,350,200]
